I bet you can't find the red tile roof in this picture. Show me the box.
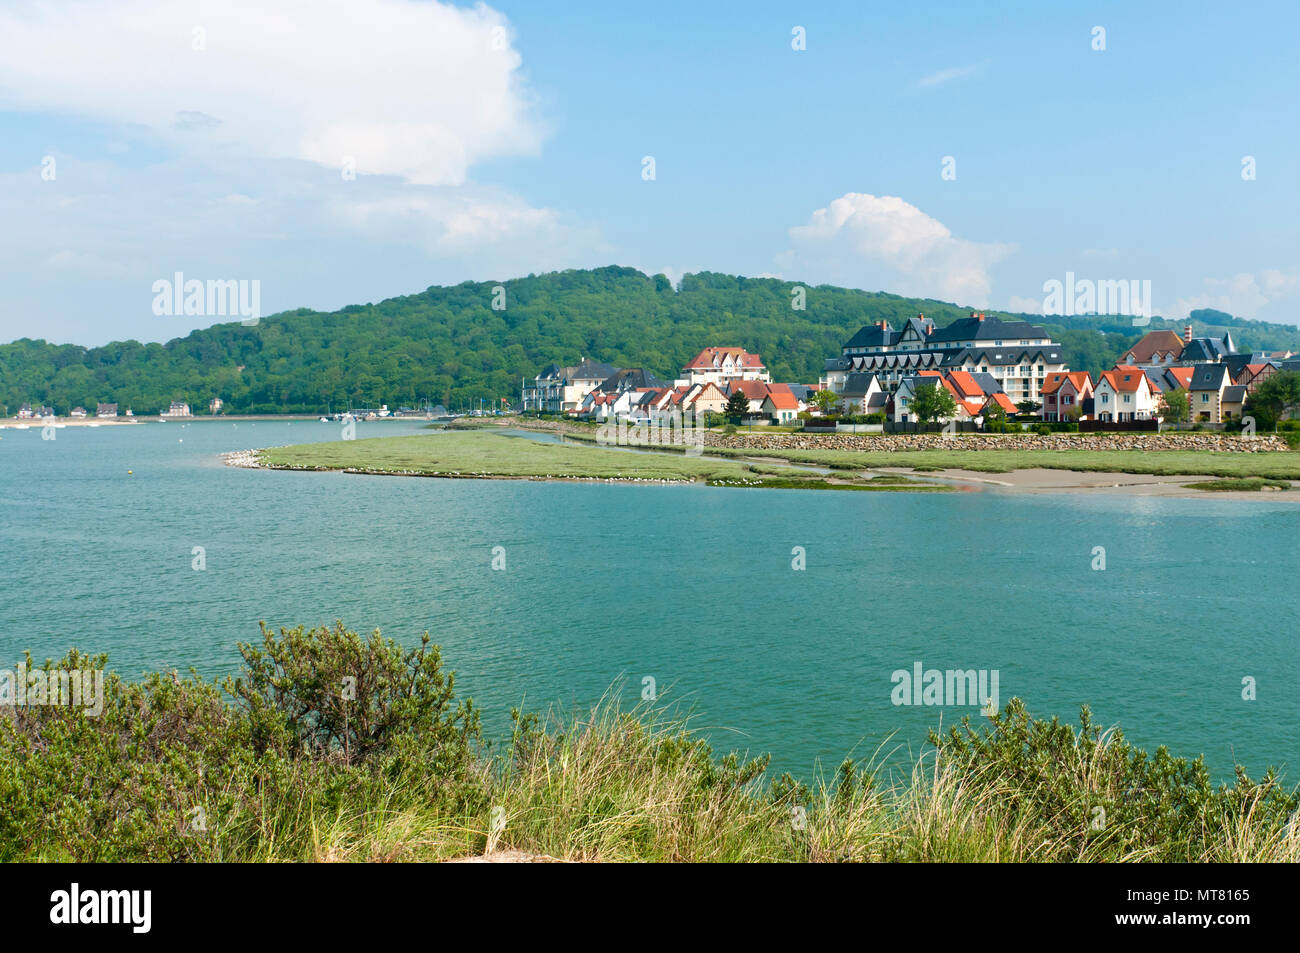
[728,379,770,400]
[1041,371,1091,395]
[684,347,765,371]
[764,385,800,410]
[946,371,984,399]
[1123,330,1185,363]
[1098,366,1147,393]
[985,393,1019,414]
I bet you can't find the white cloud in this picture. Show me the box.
[782,193,1014,306]
[917,63,983,89]
[0,0,542,185]
[328,185,603,259]
[1006,295,1043,314]
[1174,270,1300,320]
[0,2,611,344]
[0,153,606,344]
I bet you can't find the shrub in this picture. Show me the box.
[930,700,1298,861]
[0,624,482,861]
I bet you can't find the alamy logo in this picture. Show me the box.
[891,661,999,710]
[0,664,103,716]
[152,272,261,326]
[50,883,151,933]
[1042,271,1153,324]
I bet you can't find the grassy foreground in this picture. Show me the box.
[2,623,1296,863]
[257,431,950,491]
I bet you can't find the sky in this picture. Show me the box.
[1,0,1298,345]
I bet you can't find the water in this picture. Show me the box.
[2,419,1297,783]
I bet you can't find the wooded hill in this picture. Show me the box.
[5,266,1299,414]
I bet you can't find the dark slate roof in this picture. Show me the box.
[568,359,620,381]
[824,357,851,371]
[970,372,1004,395]
[843,323,898,350]
[1280,361,1300,374]
[537,359,619,382]
[928,315,1050,345]
[785,384,815,402]
[599,368,664,392]
[840,373,879,398]
[939,347,1064,367]
[898,375,941,392]
[1179,338,1229,363]
[1189,363,1229,390]
[1145,371,1172,393]
[1224,354,1254,379]
[1222,385,1247,402]
[866,392,889,411]
[898,315,936,341]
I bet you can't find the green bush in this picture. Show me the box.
[0,624,482,861]
[930,700,1298,861]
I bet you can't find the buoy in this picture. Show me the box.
[127,470,133,474]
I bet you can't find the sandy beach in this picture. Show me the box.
[872,466,1300,500]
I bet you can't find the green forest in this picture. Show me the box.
[4,266,1300,415]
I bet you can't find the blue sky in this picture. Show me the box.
[1,0,1298,345]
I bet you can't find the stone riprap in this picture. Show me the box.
[470,418,1289,453]
[701,431,1288,453]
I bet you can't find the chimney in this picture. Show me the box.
[926,325,933,335]
[977,313,985,322]
[1183,325,1193,343]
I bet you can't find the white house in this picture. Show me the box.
[1093,366,1157,422]
[681,347,770,387]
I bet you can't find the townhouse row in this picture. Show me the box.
[1042,328,1299,424]
[522,347,810,425]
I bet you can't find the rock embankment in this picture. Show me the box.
[702,431,1287,452]
[222,449,264,468]
[464,417,1290,453]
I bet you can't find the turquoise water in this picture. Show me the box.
[1,419,1297,782]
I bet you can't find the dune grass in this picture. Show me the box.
[1183,477,1293,491]
[3,624,1296,863]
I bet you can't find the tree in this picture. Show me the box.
[1244,371,1300,430]
[1016,399,1040,416]
[724,389,751,422]
[983,399,1008,422]
[1158,388,1189,424]
[810,389,840,416]
[909,382,957,426]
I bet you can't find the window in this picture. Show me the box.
[1101,394,1109,404]
[1064,396,1073,405]
[1202,393,1209,402]
[1124,395,1131,403]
